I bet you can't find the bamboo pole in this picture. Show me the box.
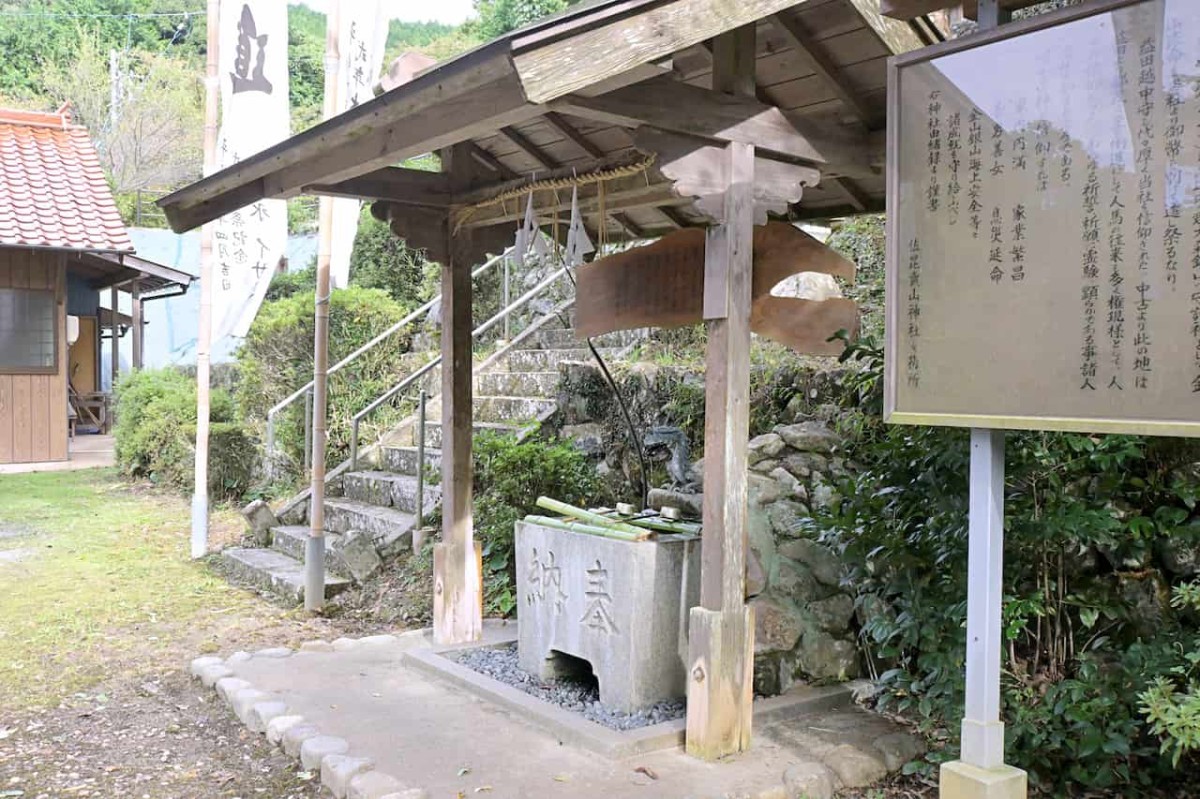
[191,0,219,560]
[305,0,341,611]
[534,496,651,539]
[523,516,646,542]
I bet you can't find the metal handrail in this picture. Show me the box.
[265,247,512,466]
[347,264,573,470]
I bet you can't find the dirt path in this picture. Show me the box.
[0,470,391,799]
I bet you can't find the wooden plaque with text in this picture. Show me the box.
[886,0,1200,436]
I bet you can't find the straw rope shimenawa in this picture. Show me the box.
[451,153,657,233]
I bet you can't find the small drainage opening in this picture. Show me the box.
[547,650,599,693]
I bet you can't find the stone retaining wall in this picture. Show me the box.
[552,359,862,696]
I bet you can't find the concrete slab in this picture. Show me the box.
[209,626,923,799]
[0,434,115,474]
[405,637,852,759]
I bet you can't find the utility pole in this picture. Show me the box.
[305,0,340,611]
[192,0,219,559]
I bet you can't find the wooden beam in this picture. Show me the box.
[658,205,695,228]
[771,13,881,127]
[833,176,871,212]
[848,0,927,53]
[110,285,119,386]
[612,212,646,239]
[543,111,606,159]
[499,125,562,169]
[710,24,756,97]
[881,0,1043,20]
[130,280,143,371]
[466,141,519,180]
[306,166,455,205]
[461,178,682,229]
[161,47,537,232]
[880,0,955,18]
[512,0,807,103]
[553,76,878,179]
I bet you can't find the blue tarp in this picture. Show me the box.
[99,227,317,389]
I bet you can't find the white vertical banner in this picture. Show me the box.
[328,0,388,289]
[213,1,290,339]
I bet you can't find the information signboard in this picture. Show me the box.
[886,0,1200,436]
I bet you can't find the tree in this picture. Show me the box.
[470,0,574,40]
[0,0,205,100]
[42,35,202,192]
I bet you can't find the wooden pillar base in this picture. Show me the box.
[432,540,483,645]
[685,604,754,759]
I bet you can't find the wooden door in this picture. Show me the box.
[69,316,98,394]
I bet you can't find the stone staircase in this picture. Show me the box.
[222,323,639,604]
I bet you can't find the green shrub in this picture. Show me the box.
[237,286,423,475]
[113,368,255,499]
[1141,581,1200,766]
[264,262,316,301]
[473,431,606,615]
[809,337,1200,790]
[349,210,438,311]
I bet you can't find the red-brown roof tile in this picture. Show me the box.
[0,105,133,253]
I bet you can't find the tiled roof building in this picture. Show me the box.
[0,104,133,253]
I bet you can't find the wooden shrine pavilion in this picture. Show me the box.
[160,0,952,759]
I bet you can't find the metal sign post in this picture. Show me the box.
[937,13,1026,799]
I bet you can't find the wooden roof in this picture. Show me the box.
[70,251,194,296]
[160,0,942,245]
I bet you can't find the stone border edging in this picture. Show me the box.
[189,639,428,799]
[190,629,918,799]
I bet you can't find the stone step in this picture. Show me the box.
[427,395,557,425]
[343,470,441,515]
[474,395,557,425]
[221,547,349,604]
[476,370,559,399]
[269,526,352,578]
[323,498,416,558]
[424,421,521,449]
[535,328,641,350]
[380,445,442,475]
[504,348,597,372]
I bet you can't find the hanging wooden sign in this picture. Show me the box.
[576,221,857,355]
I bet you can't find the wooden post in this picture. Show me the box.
[305,0,341,612]
[109,286,119,388]
[433,219,483,645]
[686,23,757,761]
[130,280,143,370]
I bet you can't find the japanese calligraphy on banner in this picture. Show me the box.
[886,0,1200,437]
[329,0,389,289]
[213,0,289,339]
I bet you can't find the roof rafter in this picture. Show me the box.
[553,76,879,180]
[770,13,880,128]
[612,212,647,239]
[543,111,606,160]
[498,125,563,169]
[466,141,519,180]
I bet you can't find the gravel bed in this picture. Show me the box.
[450,643,685,731]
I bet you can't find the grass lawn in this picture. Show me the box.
[0,469,261,709]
